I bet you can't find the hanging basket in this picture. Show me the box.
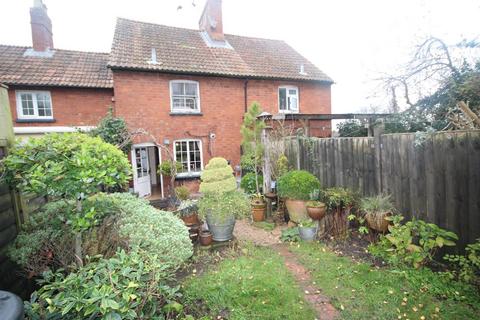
[365,211,392,233]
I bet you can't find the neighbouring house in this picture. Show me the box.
[0,0,333,198]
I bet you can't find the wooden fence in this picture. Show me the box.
[266,130,480,248]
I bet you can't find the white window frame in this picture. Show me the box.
[169,80,201,113]
[173,139,203,177]
[278,86,299,113]
[15,90,54,120]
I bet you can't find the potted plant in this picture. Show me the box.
[360,194,395,233]
[306,200,327,220]
[277,170,321,223]
[200,230,213,246]
[177,199,200,225]
[298,219,318,241]
[198,158,250,241]
[251,193,266,222]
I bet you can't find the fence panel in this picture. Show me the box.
[268,130,480,247]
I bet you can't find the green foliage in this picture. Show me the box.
[90,110,132,153]
[298,219,317,228]
[337,120,368,137]
[199,157,237,195]
[110,193,193,270]
[2,133,131,198]
[306,200,324,208]
[184,246,317,319]
[177,199,198,218]
[240,153,256,173]
[159,160,183,177]
[323,187,356,210]
[26,249,179,320]
[444,239,480,286]
[360,194,395,213]
[274,155,289,180]
[198,190,250,222]
[175,186,190,200]
[240,102,266,193]
[280,228,300,242]
[369,215,458,268]
[291,242,480,319]
[277,170,320,201]
[240,172,263,195]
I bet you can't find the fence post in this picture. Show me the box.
[373,121,384,194]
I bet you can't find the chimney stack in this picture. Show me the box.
[199,0,224,42]
[30,0,54,51]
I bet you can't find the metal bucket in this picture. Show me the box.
[206,214,236,241]
[299,226,317,241]
[0,291,24,320]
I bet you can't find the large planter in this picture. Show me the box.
[307,203,326,220]
[299,226,317,241]
[206,214,236,241]
[251,202,266,222]
[285,199,308,223]
[365,211,392,233]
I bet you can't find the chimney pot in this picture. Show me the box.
[30,0,54,52]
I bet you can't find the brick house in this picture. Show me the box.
[0,0,333,198]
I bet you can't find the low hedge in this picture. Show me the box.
[277,170,320,201]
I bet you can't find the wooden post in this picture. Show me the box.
[373,121,384,194]
[262,127,272,194]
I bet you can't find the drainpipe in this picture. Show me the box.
[243,79,249,112]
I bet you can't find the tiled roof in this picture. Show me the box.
[0,45,113,88]
[109,18,333,83]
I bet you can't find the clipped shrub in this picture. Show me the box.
[199,157,236,195]
[277,170,320,200]
[175,186,190,200]
[240,172,263,195]
[109,193,193,269]
[369,215,458,268]
[323,187,356,210]
[26,249,179,319]
[2,132,131,198]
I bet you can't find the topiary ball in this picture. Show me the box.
[277,170,320,201]
[199,157,237,195]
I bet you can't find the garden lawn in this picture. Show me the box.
[183,245,317,320]
[290,242,480,320]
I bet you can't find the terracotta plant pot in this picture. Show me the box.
[307,203,326,220]
[284,199,308,223]
[188,224,200,243]
[365,211,392,233]
[181,213,200,225]
[200,230,213,246]
[252,206,265,222]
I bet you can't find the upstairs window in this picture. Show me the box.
[16,91,53,119]
[278,86,299,113]
[174,139,203,177]
[170,80,200,113]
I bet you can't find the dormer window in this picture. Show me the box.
[16,91,53,120]
[278,86,299,113]
[170,80,200,113]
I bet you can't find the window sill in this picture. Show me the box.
[169,112,203,116]
[278,110,299,114]
[16,118,56,123]
[175,173,201,180]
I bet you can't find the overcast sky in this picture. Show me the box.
[1,0,479,115]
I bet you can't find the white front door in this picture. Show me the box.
[133,147,151,197]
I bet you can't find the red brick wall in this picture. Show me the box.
[9,86,113,127]
[113,70,332,172]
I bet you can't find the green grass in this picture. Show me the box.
[183,245,317,320]
[290,242,480,320]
